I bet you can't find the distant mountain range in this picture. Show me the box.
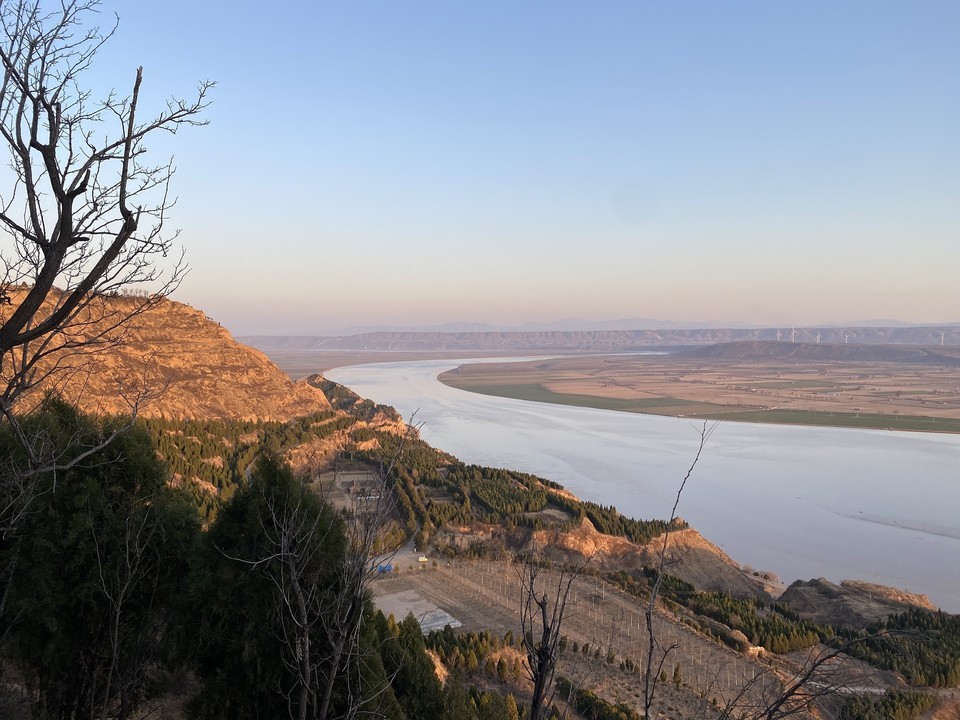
[298,318,960,335]
[240,326,960,353]
[313,318,769,335]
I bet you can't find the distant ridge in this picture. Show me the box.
[675,340,960,366]
[253,317,960,336]
[241,326,960,353]
[294,318,763,335]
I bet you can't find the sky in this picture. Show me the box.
[81,1,960,334]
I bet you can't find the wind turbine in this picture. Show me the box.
[816,331,821,344]
[791,327,797,343]
[939,331,946,347]
[844,332,852,344]
[776,329,782,342]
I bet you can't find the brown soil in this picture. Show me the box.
[2,290,330,422]
[440,353,960,431]
[780,577,936,629]
[373,558,875,719]
[930,696,960,719]
[534,519,772,600]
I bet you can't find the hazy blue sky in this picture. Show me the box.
[92,1,958,334]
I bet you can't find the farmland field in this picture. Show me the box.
[439,355,960,433]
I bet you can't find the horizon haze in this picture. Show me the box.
[239,317,960,339]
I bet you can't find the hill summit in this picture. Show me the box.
[4,289,329,422]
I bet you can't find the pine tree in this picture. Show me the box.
[467,649,480,672]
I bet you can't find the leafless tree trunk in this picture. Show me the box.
[91,497,158,720]
[703,634,892,720]
[517,541,592,720]
[315,424,416,720]
[258,486,330,720]
[0,0,210,549]
[228,422,417,720]
[638,421,898,720]
[643,420,716,719]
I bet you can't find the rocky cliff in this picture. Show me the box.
[779,577,936,629]
[533,518,772,600]
[4,290,329,422]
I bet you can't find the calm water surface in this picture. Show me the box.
[327,358,960,612]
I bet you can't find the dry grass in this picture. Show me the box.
[441,355,960,433]
[372,558,883,719]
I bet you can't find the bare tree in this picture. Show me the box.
[223,421,418,720]
[517,540,593,720]
[0,0,209,553]
[512,423,715,720]
[249,471,340,720]
[91,490,192,720]
[92,497,157,720]
[0,410,197,720]
[639,422,901,720]
[315,455,408,720]
[701,633,897,720]
[0,0,210,456]
[310,417,418,718]
[643,420,716,719]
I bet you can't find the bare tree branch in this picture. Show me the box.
[0,0,209,412]
[517,538,599,720]
[644,420,717,719]
[0,0,209,614]
[711,633,895,720]
[220,419,419,720]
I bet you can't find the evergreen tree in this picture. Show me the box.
[443,672,480,720]
[382,614,445,720]
[505,694,521,720]
[1,402,200,719]
[467,649,480,672]
[186,454,401,720]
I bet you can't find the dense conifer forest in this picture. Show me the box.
[2,391,958,717]
[136,401,960,702]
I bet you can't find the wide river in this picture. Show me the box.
[326,358,960,612]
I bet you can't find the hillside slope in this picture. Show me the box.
[779,577,936,628]
[3,289,329,421]
[533,519,773,599]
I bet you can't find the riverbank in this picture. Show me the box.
[261,349,553,379]
[325,358,960,613]
[438,355,960,434]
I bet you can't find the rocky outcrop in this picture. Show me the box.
[779,577,936,629]
[6,291,329,422]
[533,519,771,601]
